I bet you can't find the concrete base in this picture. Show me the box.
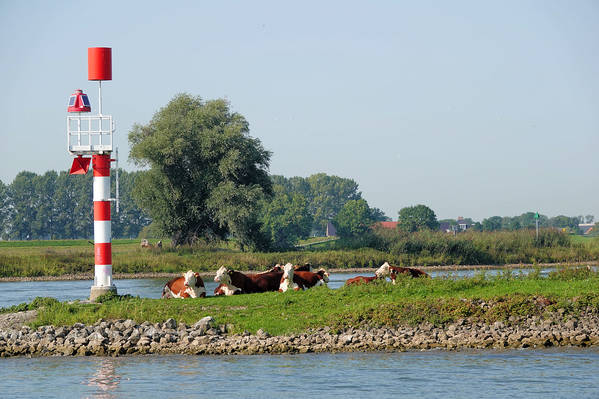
[90,285,117,302]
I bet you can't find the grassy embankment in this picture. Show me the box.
[5,267,599,335]
[1,230,598,278]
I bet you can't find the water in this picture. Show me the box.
[1,349,598,398]
[0,268,557,309]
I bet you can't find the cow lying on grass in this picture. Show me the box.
[344,262,393,285]
[162,270,206,298]
[375,262,430,284]
[279,263,330,292]
[214,283,242,296]
[213,266,283,295]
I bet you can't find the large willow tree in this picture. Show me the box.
[128,94,272,249]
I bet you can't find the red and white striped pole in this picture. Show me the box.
[91,153,115,298]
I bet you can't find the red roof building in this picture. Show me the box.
[376,221,399,229]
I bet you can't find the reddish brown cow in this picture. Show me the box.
[162,270,206,298]
[294,263,313,272]
[345,275,379,285]
[294,269,329,289]
[389,266,429,284]
[345,262,393,285]
[214,266,283,295]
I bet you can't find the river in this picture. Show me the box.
[1,349,598,398]
[0,268,558,309]
[2,268,598,397]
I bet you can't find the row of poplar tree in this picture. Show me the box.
[0,168,382,245]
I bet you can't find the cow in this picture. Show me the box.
[344,263,390,286]
[389,265,429,283]
[375,262,430,284]
[294,268,329,289]
[259,264,283,274]
[294,263,313,272]
[279,263,301,292]
[214,283,241,296]
[345,275,379,285]
[214,266,283,295]
[280,264,330,292]
[141,239,162,249]
[162,270,206,298]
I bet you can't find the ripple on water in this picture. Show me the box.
[2,349,599,398]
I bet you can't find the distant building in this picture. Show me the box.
[456,216,471,231]
[440,217,472,234]
[439,222,452,233]
[578,223,595,235]
[376,221,399,229]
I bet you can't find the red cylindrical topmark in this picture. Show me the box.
[88,47,112,81]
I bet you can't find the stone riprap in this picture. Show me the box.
[2,312,599,357]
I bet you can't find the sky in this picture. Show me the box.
[0,0,597,221]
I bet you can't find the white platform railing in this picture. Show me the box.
[67,115,114,155]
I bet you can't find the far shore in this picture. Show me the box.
[0,261,596,282]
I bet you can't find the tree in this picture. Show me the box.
[32,171,58,239]
[259,185,312,249]
[501,216,521,231]
[585,215,594,224]
[0,180,11,239]
[548,215,579,229]
[306,173,361,234]
[482,216,502,231]
[111,170,152,239]
[397,204,439,232]
[128,93,272,249]
[271,174,363,235]
[8,171,39,240]
[370,207,390,222]
[334,199,375,238]
[471,221,483,231]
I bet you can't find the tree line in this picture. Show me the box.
[440,213,593,232]
[0,168,381,245]
[1,93,593,247]
[0,170,150,240]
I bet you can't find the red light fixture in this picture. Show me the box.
[67,89,91,113]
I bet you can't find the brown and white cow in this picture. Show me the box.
[344,262,390,285]
[214,283,242,296]
[294,268,329,289]
[389,265,429,283]
[162,270,206,298]
[294,263,313,272]
[259,264,283,274]
[214,266,283,295]
[375,262,430,284]
[279,263,301,292]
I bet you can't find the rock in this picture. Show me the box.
[193,317,215,333]
[340,334,353,345]
[256,329,270,338]
[164,318,177,330]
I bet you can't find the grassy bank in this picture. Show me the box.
[1,230,598,278]
[11,267,599,335]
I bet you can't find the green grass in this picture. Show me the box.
[1,231,598,278]
[571,235,599,244]
[0,239,136,248]
[22,267,599,335]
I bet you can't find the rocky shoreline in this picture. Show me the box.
[2,311,599,357]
